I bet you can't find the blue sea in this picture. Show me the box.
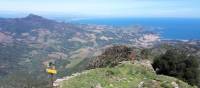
[71,18,200,40]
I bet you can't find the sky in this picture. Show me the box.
[0,0,200,18]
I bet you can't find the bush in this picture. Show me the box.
[152,49,200,87]
[87,45,132,69]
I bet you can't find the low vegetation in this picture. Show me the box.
[59,62,196,88]
[87,45,132,69]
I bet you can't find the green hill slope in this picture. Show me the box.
[55,61,196,88]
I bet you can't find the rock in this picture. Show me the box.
[95,83,102,88]
[171,81,179,88]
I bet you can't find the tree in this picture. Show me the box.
[152,49,200,86]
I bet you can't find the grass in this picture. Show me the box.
[59,62,196,88]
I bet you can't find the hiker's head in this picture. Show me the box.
[49,62,53,66]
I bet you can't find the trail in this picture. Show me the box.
[53,70,90,87]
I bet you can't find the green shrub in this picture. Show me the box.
[152,48,200,87]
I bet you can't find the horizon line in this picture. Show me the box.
[1,12,200,19]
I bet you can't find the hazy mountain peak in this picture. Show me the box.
[24,14,44,20]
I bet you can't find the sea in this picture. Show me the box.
[70,18,200,40]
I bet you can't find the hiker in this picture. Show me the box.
[46,62,57,88]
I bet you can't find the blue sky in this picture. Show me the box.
[0,0,200,18]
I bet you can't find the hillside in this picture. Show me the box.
[55,61,196,88]
[0,14,160,88]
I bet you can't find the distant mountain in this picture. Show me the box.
[0,14,64,34]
